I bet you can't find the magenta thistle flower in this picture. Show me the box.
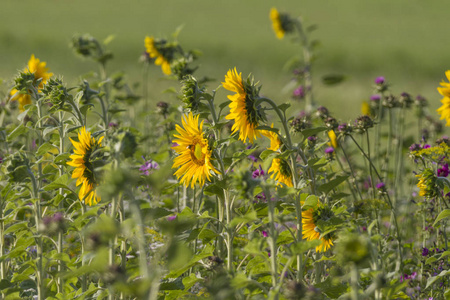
[437,164,449,177]
[292,86,305,100]
[370,94,381,101]
[375,76,385,85]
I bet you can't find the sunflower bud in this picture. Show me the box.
[180,75,205,112]
[42,78,71,112]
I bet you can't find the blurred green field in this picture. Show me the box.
[1,0,449,120]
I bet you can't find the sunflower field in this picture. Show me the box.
[0,3,450,300]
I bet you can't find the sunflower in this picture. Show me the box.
[268,157,293,187]
[302,202,335,252]
[270,8,294,40]
[261,124,281,151]
[144,36,172,75]
[172,112,219,188]
[10,54,53,111]
[270,8,285,39]
[67,127,104,206]
[223,68,266,144]
[437,71,450,126]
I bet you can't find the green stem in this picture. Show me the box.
[294,20,315,113]
[57,112,65,295]
[351,264,359,300]
[266,188,278,290]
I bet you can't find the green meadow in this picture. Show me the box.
[1,0,449,118]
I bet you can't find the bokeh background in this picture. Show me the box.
[1,0,449,119]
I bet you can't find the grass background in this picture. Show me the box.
[1,0,449,120]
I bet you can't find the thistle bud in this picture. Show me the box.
[324,116,338,130]
[316,106,329,119]
[382,94,398,108]
[354,115,374,133]
[399,92,413,107]
[156,101,169,116]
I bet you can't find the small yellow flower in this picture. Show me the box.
[361,101,371,116]
[327,130,338,149]
[223,68,265,144]
[302,201,334,252]
[437,70,450,126]
[144,36,172,75]
[67,127,104,206]
[10,54,53,111]
[270,8,285,39]
[172,112,219,188]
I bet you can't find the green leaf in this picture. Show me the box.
[167,243,214,278]
[425,256,437,265]
[433,209,450,226]
[255,125,279,134]
[289,240,322,255]
[426,270,450,289]
[3,222,29,235]
[260,149,276,161]
[43,174,72,191]
[301,127,327,139]
[204,183,224,199]
[322,74,346,86]
[160,277,185,291]
[230,210,258,228]
[317,175,348,194]
[36,142,58,156]
[7,124,27,142]
[278,103,291,113]
[302,195,318,210]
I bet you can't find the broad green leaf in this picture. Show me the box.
[317,175,348,194]
[37,142,58,156]
[433,209,450,226]
[43,174,71,191]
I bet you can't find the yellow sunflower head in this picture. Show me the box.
[172,112,219,188]
[437,71,450,126]
[415,169,438,198]
[302,201,335,252]
[270,7,294,39]
[261,124,282,151]
[268,157,293,187]
[10,54,53,111]
[67,127,104,206]
[223,68,266,144]
[144,36,172,75]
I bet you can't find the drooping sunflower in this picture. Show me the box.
[302,202,335,252]
[261,124,293,187]
[172,112,219,188]
[437,70,450,126]
[270,8,294,40]
[223,68,266,144]
[10,54,53,111]
[144,36,172,75]
[67,127,104,206]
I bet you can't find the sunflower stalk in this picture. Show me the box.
[291,19,315,113]
[57,111,65,295]
[265,187,279,291]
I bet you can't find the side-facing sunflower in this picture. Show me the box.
[302,201,335,252]
[223,68,266,144]
[261,124,293,187]
[10,54,53,111]
[67,127,104,206]
[144,36,172,75]
[270,8,294,40]
[437,70,450,126]
[172,112,219,188]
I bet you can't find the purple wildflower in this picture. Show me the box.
[262,231,268,237]
[422,247,429,256]
[292,86,305,99]
[325,147,334,154]
[140,156,159,176]
[375,76,385,85]
[376,182,385,190]
[248,154,258,162]
[437,164,449,177]
[370,94,381,101]
[167,215,176,221]
[252,165,265,178]
[423,144,431,149]
[409,143,422,152]
[109,122,118,128]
